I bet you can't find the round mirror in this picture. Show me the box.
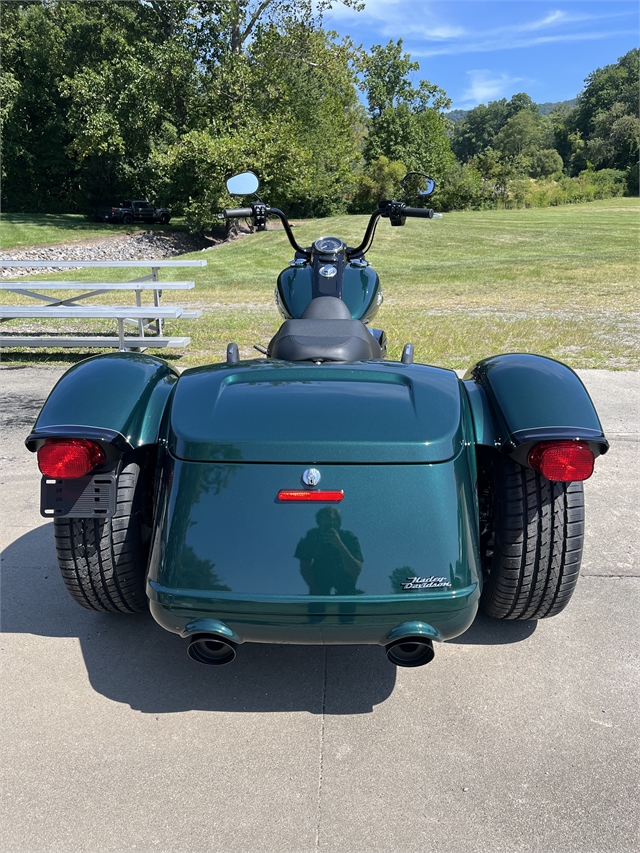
[226,171,259,196]
[401,172,436,197]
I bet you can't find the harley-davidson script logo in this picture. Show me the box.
[401,576,452,590]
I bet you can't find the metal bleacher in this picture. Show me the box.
[0,259,206,351]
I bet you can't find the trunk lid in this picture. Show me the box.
[169,361,463,464]
[149,455,480,600]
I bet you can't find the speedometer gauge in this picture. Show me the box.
[314,236,344,254]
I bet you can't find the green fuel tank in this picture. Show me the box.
[276,261,382,322]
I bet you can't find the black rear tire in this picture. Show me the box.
[479,452,585,620]
[122,214,133,225]
[53,461,149,613]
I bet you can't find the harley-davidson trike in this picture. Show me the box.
[27,171,608,668]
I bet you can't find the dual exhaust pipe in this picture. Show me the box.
[187,634,434,668]
[384,636,435,667]
[187,634,237,666]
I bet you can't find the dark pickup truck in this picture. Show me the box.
[97,200,171,225]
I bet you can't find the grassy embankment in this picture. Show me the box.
[0,197,637,369]
[0,213,188,251]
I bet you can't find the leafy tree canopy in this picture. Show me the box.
[1,5,636,219]
[451,92,538,163]
[358,40,453,179]
[573,48,639,137]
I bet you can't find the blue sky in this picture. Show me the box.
[321,0,639,109]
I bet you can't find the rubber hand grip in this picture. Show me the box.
[223,207,253,218]
[403,207,434,218]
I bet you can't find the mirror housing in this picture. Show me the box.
[401,172,435,197]
[226,171,260,196]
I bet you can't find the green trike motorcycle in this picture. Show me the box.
[26,171,608,667]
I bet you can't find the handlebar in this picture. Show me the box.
[221,199,441,259]
[223,207,253,218]
[221,204,309,256]
[403,207,434,218]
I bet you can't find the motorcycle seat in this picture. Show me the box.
[300,296,352,320]
[268,318,382,362]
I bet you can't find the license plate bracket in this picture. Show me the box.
[41,473,117,518]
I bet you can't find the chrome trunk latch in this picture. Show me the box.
[302,468,321,486]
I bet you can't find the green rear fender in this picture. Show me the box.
[25,352,178,452]
[463,353,609,466]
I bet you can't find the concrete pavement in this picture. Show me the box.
[1,365,638,852]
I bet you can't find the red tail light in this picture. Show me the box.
[277,490,344,502]
[528,441,594,481]
[37,439,106,479]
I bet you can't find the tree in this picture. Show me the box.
[493,110,544,158]
[472,147,516,200]
[530,149,564,178]
[349,155,406,213]
[451,93,540,163]
[359,40,453,179]
[0,1,202,210]
[0,0,365,214]
[157,120,311,231]
[193,0,363,128]
[245,22,363,215]
[568,48,639,187]
[586,102,640,171]
[573,48,639,138]
[491,109,555,177]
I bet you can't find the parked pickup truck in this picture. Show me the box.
[97,200,171,225]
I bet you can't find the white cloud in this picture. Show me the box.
[321,0,466,38]
[322,2,635,55]
[319,0,398,21]
[460,70,528,105]
[416,28,631,58]
[395,22,468,40]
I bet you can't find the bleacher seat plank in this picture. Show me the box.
[0,336,191,348]
[0,306,184,318]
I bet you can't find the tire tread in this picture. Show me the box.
[480,456,584,620]
[53,463,148,613]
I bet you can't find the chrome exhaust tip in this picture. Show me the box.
[385,636,435,668]
[187,634,237,666]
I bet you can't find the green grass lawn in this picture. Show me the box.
[0,212,188,251]
[1,197,638,369]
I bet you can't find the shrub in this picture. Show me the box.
[432,161,489,211]
[530,148,564,178]
[348,156,406,214]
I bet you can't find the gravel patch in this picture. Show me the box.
[0,230,210,277]
[0,220,278,278]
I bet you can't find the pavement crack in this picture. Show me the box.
[315,645,327,851]
[582,573,639,578]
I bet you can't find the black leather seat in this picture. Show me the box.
[268,297,382,362]
[301,297,352,320]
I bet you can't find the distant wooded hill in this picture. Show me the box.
[446,99,578,122]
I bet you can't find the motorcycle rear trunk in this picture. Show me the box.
[147,360,482,645]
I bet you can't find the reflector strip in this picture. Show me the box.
[277,490,344,502]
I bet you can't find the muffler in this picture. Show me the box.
[385,636,435,668]
[187,634,237,666]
